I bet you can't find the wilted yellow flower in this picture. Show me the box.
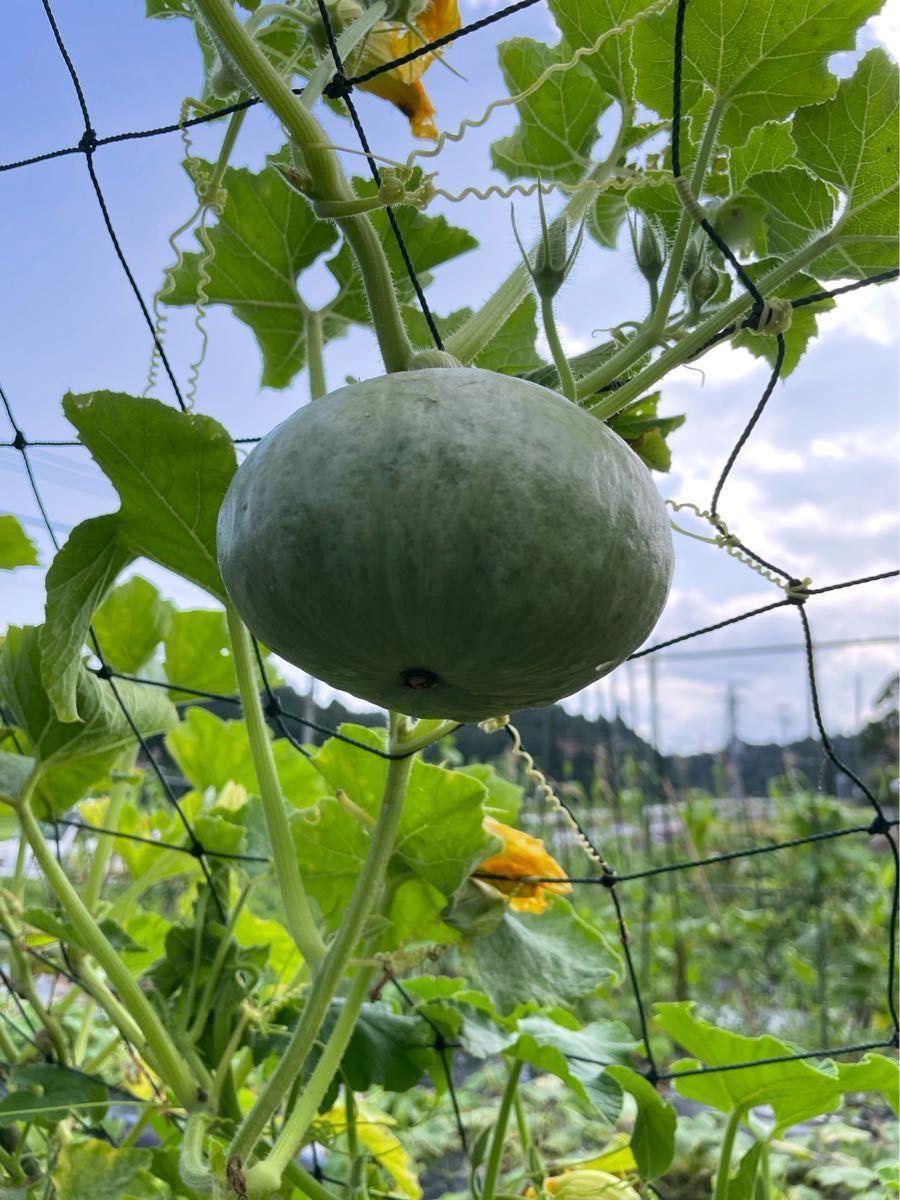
[542,1170,641,1200]
[477,816,571,914]
[344,0,461,139]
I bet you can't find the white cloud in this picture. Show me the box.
[817,281,900,346]
[872,0,900,59]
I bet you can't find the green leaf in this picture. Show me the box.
[41,515,135,723]
[731,262,835,377]
[0,1065,106,1128]
[291,797,369,928]
[341,1002,431,1093]
[491,38,611,183]
[405,297,542,375]
[729,122,797,194]
[162,608,236,698]
[511,1015,637,1120]
[326,177,477,329]
[163,152,340,389]
[792,48,900,279]
[747,166,834,256]
[604,1065,676,1179]
[656,1002,900,1134]
[62,391,235,601]
[0,515,38,569]
[587,189,630,249]
[0,751,35,806]
[725,1141,763,1199]
[22,907,144,955]
[42,393,236,721]
[53,1140,167,1199]
[457,763,523,824]
[314,725,495,898]
[0,626,177,815]
[607,392,684,472]
[92,576,172,675]
[458,897,621,1015]
[632,0,883,144]
[547,0,650,104]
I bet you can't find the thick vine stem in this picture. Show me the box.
[180,1109,215,1194]
[586,231,836,418]
[227,713,414,1181]
[194,0,414,373]
[539,294,577,401]
[17,786,198,1109]
[250,967,374,1191]
[481,1058,523,1200]
[714,1107,746,1200]
[305,312,327,400]
[226,604,326,966]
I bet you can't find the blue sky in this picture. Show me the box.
[2,0,897,756]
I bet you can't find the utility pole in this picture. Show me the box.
[726,682,745,799]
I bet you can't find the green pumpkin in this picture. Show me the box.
[217,368,673,721]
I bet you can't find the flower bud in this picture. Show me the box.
[628,213,666,285]
[679,230,703,283]
[688,260,720,312]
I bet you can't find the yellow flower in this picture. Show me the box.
[345,0,461,140]
[542,1170,641,1200]
[477,816,571,914]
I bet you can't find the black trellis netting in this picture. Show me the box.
[1,0,898,1177]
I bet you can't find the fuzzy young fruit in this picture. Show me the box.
[217,368,673,721]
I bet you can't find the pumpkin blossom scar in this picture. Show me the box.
[344,0,462,139]
[476,816,572,913]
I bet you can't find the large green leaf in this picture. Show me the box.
[326,179,477,330]
[291,797,369,927]
[0,515,38,569]
[41,515,134,724]
[163,152,341,389]
[166,707,326,807]
[0,752,35,806]
[632,0,883,144]
[0,626,177,814]
[792,49,900,279]
[459,897,622,1015]
[314,725,495,897]
[511,1015,637,1120]
[53,1140,167,1199]
[547,0,652,104]
[41,393,236,721]
[63,391,235,600]
[728,122,797,195]
[747,166,834,257]
[341,1002,432,1093]
[656,1002,900,1133]
[0,1065,107,1128]
[162,608,236,698]
[491,38,611,183]
[92,576,172,675]
[604,1065,677,1179]
[405,297,542,375]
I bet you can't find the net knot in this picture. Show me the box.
[599,868,618,888]
[78,128,98,154]
[868,813,891,837]
[323,72,353,101]
[644,1065,659,1086]
[432,1032,447,1053]
[11,430,27,452]
[747,296,793,337]
[264,696,282,719]
[95,663,113,681]
[188,840,205,859]
[785,577,811,605]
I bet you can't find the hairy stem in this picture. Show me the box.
[305,311,327,400]
[587,231,836,417]
[195,0,413,373]
[227,713,413,1177]
[18,792,197,1108]
[226,604,326,966]
[82,767,133,913]
[539,294,576,401]
[256,967,374,1187]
